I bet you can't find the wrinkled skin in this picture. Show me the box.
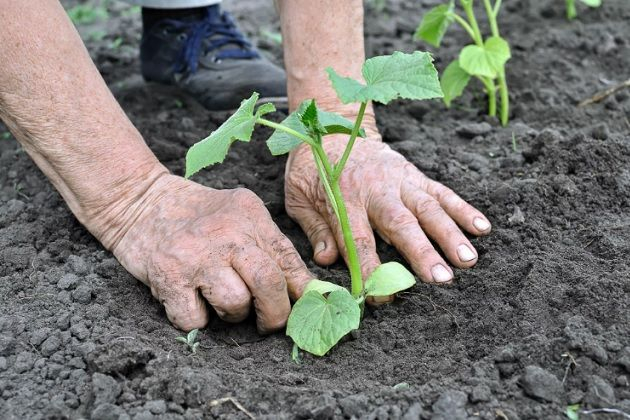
[112,174,313,332]
[285,132,492,302]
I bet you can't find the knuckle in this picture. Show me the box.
[386,211,416,235]
[414,197,442,220]
[232,188,264,210]
[254,269,286,293]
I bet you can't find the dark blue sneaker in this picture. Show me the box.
[140,5,287,111]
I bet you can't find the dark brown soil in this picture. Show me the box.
[1,0,629,419]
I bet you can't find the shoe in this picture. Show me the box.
[140,5,287,111]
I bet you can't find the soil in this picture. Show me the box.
[1,0,629,419]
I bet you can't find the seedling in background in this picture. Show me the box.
[185,51,443,356]
[566,0,602,20]
[415,0,511,125]
[175,328,200,353]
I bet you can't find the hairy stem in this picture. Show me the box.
[257,118,316,146]
[310,142,363,297]
[332,101,367,181]
[449,13,476,41]
[461,0,484,46]
[482,0,499,36]
[480,77,497,116]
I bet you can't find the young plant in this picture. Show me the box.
[415,0,511,126]
[185,51,443,356]
[175,328,200,353]
[565,0,602,20]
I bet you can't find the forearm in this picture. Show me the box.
[277,0,377,135]
[0,0,167,249]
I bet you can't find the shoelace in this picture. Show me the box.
[162,8,260,75]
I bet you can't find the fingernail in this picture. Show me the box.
[314,241,326,255]
[473,217,491,232]
[457,244,476,262]
[372,295,391,304]
[431,264,453,283]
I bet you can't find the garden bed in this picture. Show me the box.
[0,0,629,418]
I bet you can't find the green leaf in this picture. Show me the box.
[566,404,580,420]
[187,328,199,344]
[266,101,363,155]
[175,337,188,344]
[286,289,361,356]
[303,279,346,295]
[578,0,601,7]
[440,59,471,107]
[414,2,455,48]
[299,100,327,136]
[459,36,511,79]
[327,51,443,105]
[364,262,416,297]
[185,93,274,178]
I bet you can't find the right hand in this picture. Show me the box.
[109,174,313,333]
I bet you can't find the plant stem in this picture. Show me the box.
[480,77,496,116]
[481,0,509,126]
[257,118,316,147]
[330,174,363,297]
[497,72,509,126]
[461,0,484,46]
[332,102,367,181]
[449,13,476,41]
[566,0,577,19]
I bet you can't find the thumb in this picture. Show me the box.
[288,204,339,266]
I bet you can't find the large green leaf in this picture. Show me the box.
[327,51,443,105]
[440,59,471,107]
[286,289,361,356]
[266,100,363,156]
[185,93,274,177]
[414,2,455,48]
[364,262,416,297]
[459,36,511,79]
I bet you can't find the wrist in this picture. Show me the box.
[77,159,170,250]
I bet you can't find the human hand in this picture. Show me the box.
[285,131,491,295]
[109,175,313,332]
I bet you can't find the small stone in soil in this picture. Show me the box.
[519,365,563,403]
[456,122,492,138]
[585,375,616,407]
[470,384,492,403]
[432,390,468,420]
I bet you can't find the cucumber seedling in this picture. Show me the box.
[175,328,200,353]
[185,51,443,356]
[566,0,602,20]
[415,0,511,125]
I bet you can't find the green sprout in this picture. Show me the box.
[175,328,200,353]
[185,51,443,356]
[566,0,602,20]
[415,0,511,126]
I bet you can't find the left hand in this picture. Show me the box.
[284,130,491,297]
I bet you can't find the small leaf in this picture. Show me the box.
[440,59,471,107]
[414,2,455,47]
[578,0,601,7]
[459,36,511,79]
[192,342,200,354]
[327,51,443,105]
[185,93,261,178]
[303,279,346,295]
[566,404,580,420]
[266,100,362,155]
[187,328,199,344]
[365,262,416,297]
[299,100,327,136]
[175,337,188,344]
[256,102,277,116]
[286,289,361,356]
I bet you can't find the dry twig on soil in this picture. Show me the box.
[208,397,255,419]
[579,78,630,107]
